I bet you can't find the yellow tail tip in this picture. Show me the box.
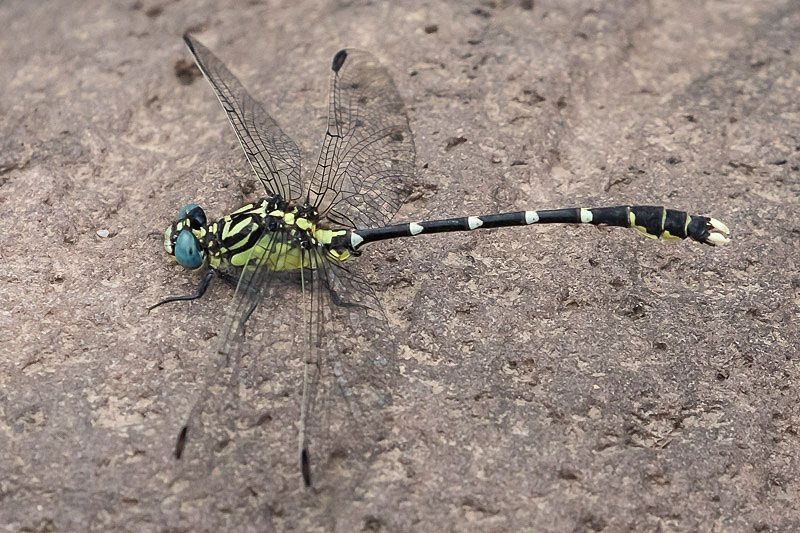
[707,218,731,245]
[710,218,730,235]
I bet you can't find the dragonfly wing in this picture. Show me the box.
[307,49,416,229]
[184,34,303,202]
[171,236,397,523]
[297,251,397,496]
[170,229,290,481]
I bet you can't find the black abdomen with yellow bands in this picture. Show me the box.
[332,205,730,251]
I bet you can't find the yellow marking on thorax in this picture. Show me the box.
[231,203,256,215]
[230,236,317,270]
[226,227,258,251]
[211,207,353,271]
[221,216,254,240]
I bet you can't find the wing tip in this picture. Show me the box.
[332,49,348,72]
[182,33,196,50]
[175,425,188,459]
[301,448,312,486]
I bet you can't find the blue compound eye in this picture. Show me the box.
[174,229,204,269]
[178,203,199,219]
[178,204,206,229]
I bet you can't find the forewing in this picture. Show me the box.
[307,49,416,229]
[184,34,303,202]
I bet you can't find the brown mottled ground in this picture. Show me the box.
[1,1,798,531]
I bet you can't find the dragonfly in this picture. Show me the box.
[152,34,731,488]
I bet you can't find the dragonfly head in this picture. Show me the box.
[164,203,207,270]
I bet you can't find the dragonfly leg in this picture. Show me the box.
[237,297,260,338]
[148,269,215,311]
[327,285,369,311]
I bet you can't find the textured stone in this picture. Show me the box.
[1,1,798,531]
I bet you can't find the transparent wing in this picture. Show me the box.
[184,34,304,202]
[170,238,397,524]
[306,49,416,229]
[169,230,293,500]
[298,251,396,493]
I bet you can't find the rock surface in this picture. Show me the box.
[1,0,798,531]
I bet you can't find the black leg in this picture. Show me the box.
[148,269,215,311]
[237,297,260,338]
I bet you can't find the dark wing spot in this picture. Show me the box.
[175,425,188,459]
[332,49,348,72]
[302,448,312,486]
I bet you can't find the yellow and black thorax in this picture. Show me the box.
[163,196,353,277]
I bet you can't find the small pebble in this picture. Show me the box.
[96,229,110,238]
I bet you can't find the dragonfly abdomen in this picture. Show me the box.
[334,205,730,251]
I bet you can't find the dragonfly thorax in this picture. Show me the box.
[199,197,342,276]
[164,194,355,278]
